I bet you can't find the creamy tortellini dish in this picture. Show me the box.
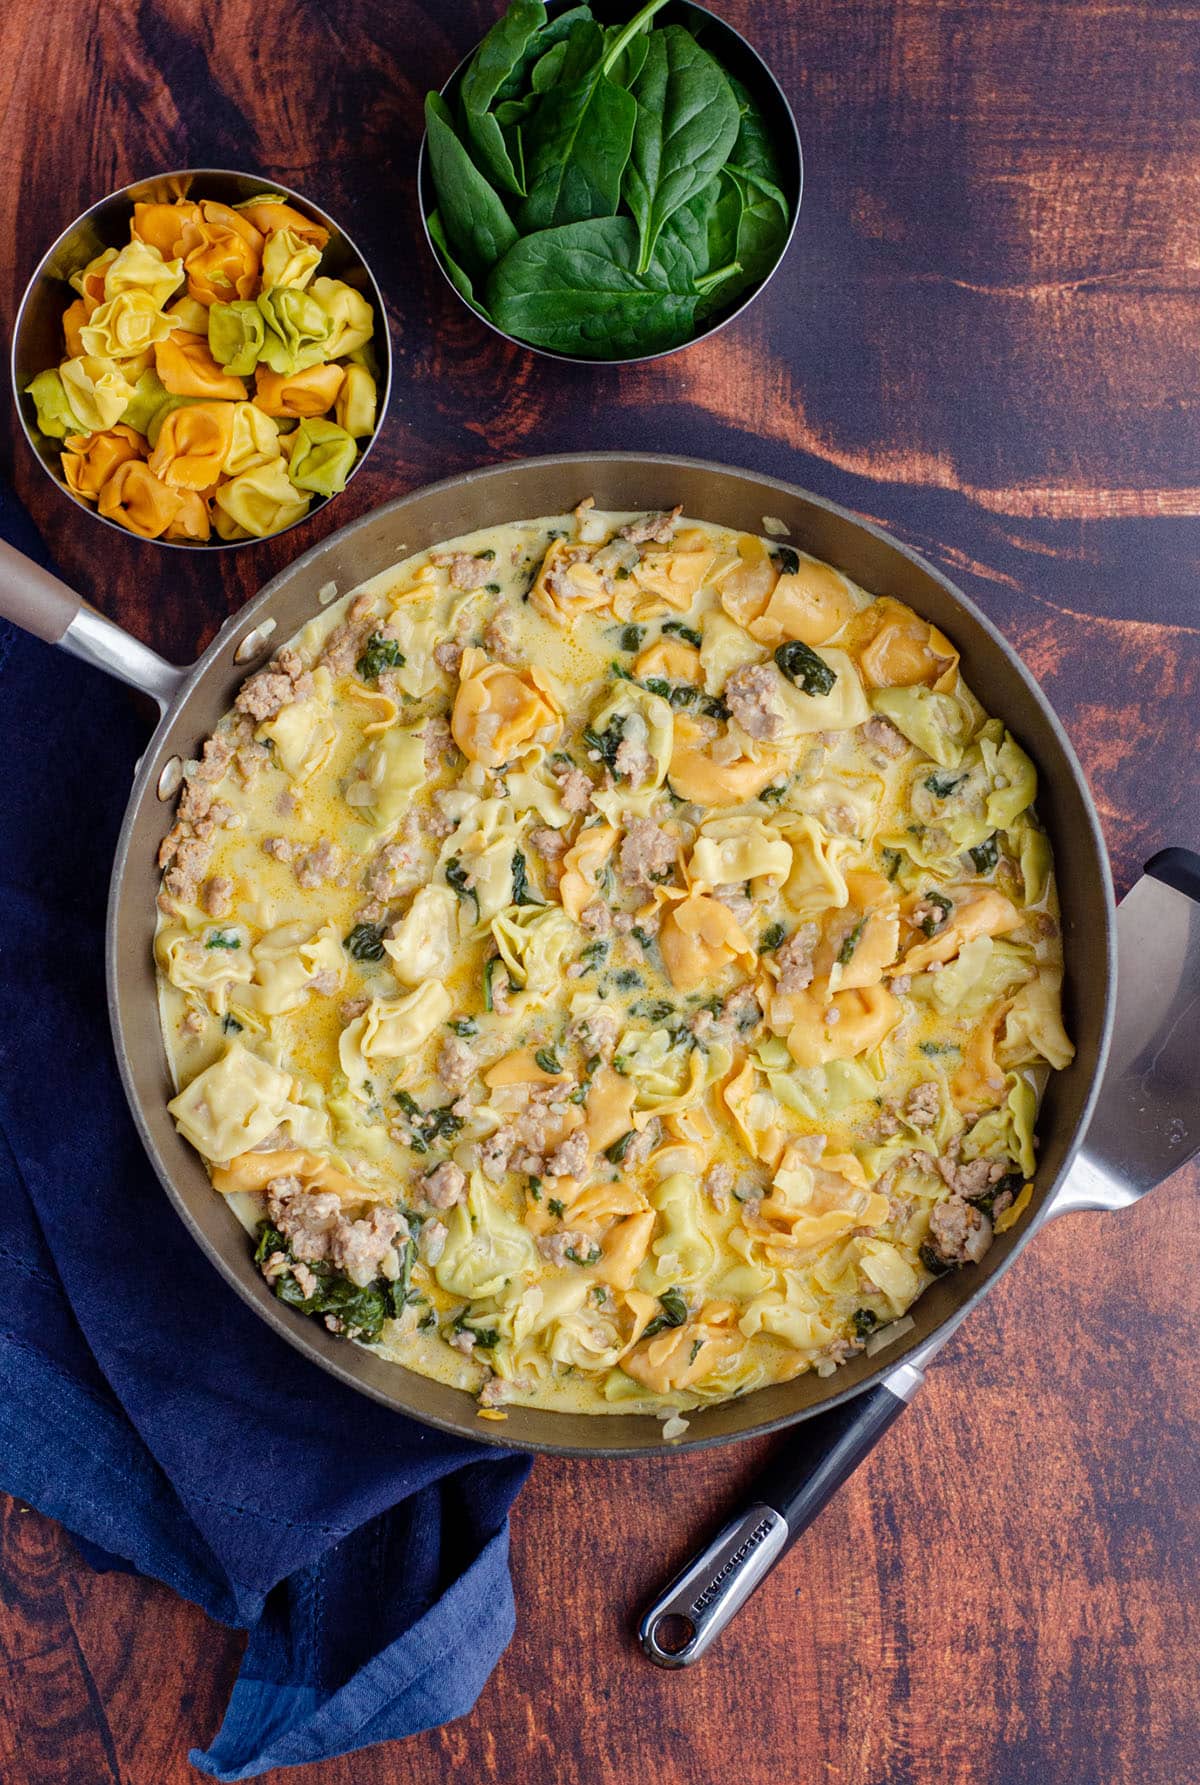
[156,503,1073,1430]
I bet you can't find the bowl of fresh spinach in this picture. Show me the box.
[418,0,802,363]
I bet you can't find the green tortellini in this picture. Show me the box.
[256,287,332,374]
[643,1173,717,1288]
[285,417,358,497]
[25,368,85,440]
[491,906,579,997]
[1002,969,1075,1071]
[960,1072,1037,1177]
[1012,817,1052,906]
[982,730,1038,829]
[434,1173,536,1300]
[209,299,268,376]
[120,367,171,435]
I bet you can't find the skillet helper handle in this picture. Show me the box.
[639,1367,924,1669]
[0,538,184,708]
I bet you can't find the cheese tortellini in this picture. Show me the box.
[26,183,378,541]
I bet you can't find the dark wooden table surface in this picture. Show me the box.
[2,1,1198,1780]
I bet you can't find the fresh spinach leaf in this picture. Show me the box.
[726,71,790,213]
[424,92,519,282]
[518,20,638,231]
[624,25,740,274]
[603,18,650,90]
[426,208,485,314]
[511,848,541,906]
[494,3,593,105]
[488,215,700,357]
[459,0,547,197]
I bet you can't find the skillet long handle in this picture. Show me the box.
[0,538,184,708]
[0,534,82,641]
[638,1369,924,1667]
[639,848,1200,1668]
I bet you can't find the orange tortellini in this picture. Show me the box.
[62,424,143,500]
[148,403,237,491]
[658,893,755,991]
[97,460,184,539]
[155,331,249,399]
[27,184,378,541]
[451,646,563,768]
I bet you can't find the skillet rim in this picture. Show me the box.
[106,451,1117,1457]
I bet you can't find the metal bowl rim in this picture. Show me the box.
[10,165,393,552]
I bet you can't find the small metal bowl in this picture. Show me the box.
[11,167,392,550]
[417,0,802,366]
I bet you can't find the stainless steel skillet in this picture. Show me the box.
[1,453,1195,1654]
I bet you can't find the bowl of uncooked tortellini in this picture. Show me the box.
[11,169,390,547]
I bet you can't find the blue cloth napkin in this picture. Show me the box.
[0,484,530,1780]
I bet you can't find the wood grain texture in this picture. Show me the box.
[1,0,1198,1780]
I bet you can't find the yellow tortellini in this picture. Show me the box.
[261,228,323,293]
[80,290,176,361]
[214,457,312,539]
[339,983,453,1082]
[103,240,185,308]
[309,276,375,356]
[345,726,425,826]
[255,666,335,778]
[383,888,458,985]
[59,355,135,432]
[168,1042,329,1162]
[687,815,792,892]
